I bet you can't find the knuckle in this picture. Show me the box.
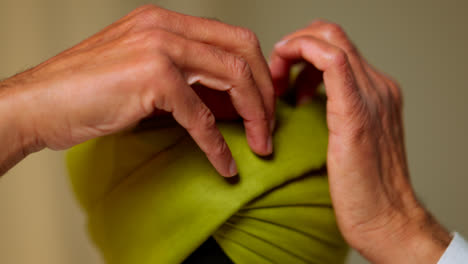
[138,29,183,59]
[131,4,161,26]
[206,136,228,157]
[150,56,172,74]
[140,30,166,49]
[139,50,172,76]
[256,111,269,125]
[329,48,349,67]
[123,32,169,71]
[207,46,232,71]
[230,57,253,79]
[388,80,403,106]
[236,27,260,46]
[340,39,358,55]
[195,106,217,131]
[322,23,356,53]
[322,22,346,38]
[134,4,159,13]
[208,45,226,62]
[245,106,268,127]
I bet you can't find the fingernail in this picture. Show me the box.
[270,118,276,133]
[266,135,273,154]
[275,39,289,48]
[229,158,238,177]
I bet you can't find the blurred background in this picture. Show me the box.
[1,0,467,263]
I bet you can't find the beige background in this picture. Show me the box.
[1,0,467,263]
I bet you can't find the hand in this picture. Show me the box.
[269,21,451,263]
[0,5,275,177]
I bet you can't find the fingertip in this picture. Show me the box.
[246,132,274,157]
[274,39,289,49]
[196,130,237,178]
[209,150,238,178]
[273,39,295,57]
[269,52,286,76]
[270,117,276,133]
[227,158,238,177]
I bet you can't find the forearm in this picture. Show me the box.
[0,80,42,175]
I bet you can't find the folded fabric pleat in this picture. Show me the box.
[67,99,348,264]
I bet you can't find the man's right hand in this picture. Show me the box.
[269,20,452,263]
[0,5,275,177]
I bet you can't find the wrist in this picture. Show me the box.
[399,211,451,263]
[361,206,451,264]
[0,80,44,175]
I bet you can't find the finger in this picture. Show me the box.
[131,5,276,133]
[158,65,238,177]
[294,64,323,105]
[157,30,272,156]
[268,50,296,97]
[272,36,360,115]
[284,20,359,55]
[280,21,372,93]
[362,62,406,147]
[364,61,403,107]
[191,84,238,120]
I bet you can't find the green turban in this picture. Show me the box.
[66,99,348,264]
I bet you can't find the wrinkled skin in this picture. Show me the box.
[270,20,451,263]
[0,5,453,263]
[0,5,275,177]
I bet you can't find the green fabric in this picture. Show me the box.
[66,99,348,264]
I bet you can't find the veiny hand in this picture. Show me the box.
[269,21,451,263]
[0,5,275,177]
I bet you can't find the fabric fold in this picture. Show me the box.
[67,99,348,264]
